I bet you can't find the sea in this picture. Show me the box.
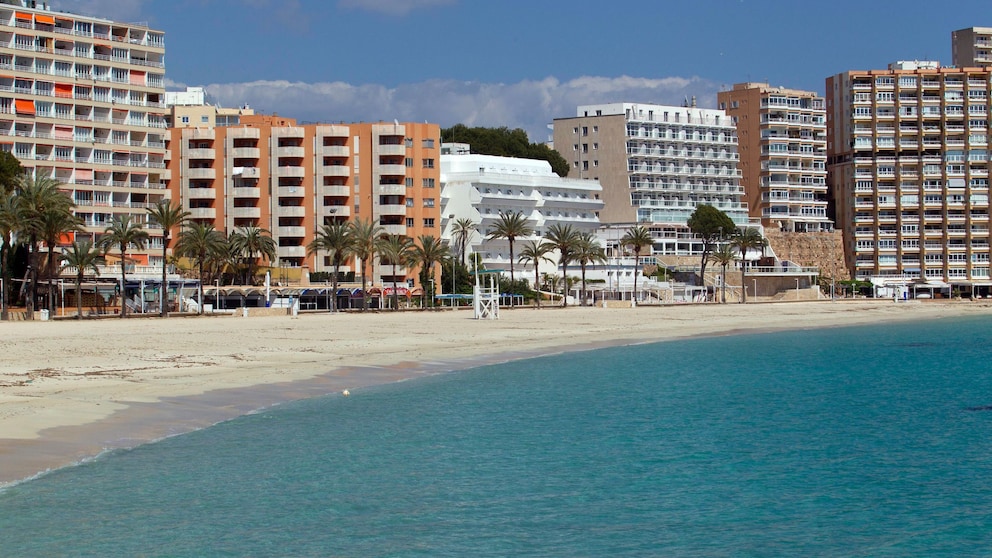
[2,315,992,556]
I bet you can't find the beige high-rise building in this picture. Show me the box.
[718,83,831,233]
[952,27,992,67]
[826,61,992,288]
[0,2,168,264]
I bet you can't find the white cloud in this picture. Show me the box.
[200,75,720,141]
[48,0,149,23]
[337,0,456,16]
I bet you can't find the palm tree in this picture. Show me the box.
[146,200,189,317]
[99,215,149,318]
[40,205,81,313]
[61,240,103,320]
[175,221,225,315]
[486,211,532,306]
[707,243,737,304]
[307,221,353,312]
[15,175,74,320]
[348,218,384,311]
[376,234,413,310]
[544,223,579,307]
[231,225,277,286]
[451,217,475,267]
[621,225,653,306]
[574,232,606,306]
[731,227,766,303]
[0,190,19,320]
[411,234,449,309]
[517,240,553,308]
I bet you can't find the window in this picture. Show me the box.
[424,218,435,228]
[422,158,434,169]
[422,138,435,148]
[404,138,413,147]
[593,126,598,133]
[582,144,588,153]
[593,143,599,150]
[405,177,413,187]
[405,157,413,167]
[200,115,209,123]
[423,178,435,188]
[423,198,435,208]
[405,217,414,227]
[573,144,578,151]
[406,198,414,207]
[582,126,588,136]
[180,116,189,123]
[582,161,589,171]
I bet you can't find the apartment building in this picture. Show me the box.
[439,143,604,280]
[552,102,748,257]
[718,83,831,232]
[0,1,168,263]
[826,61,992,285]
[952,27,992,67]
[167,113,442,287]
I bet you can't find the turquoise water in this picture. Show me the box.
[2,317,992,556]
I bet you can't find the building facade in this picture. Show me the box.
[952,27,992,68]
[0,2,168,263]
[826,61,992,285]
[439,144,604,281]
[718,83,831,232]
[167,114,442,287]
[552,102,749,257]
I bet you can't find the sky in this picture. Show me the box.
[49,0,991,141]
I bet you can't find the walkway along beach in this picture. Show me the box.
[1,300,990,486]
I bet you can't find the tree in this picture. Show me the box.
[487,211,532,306]
[687,204,736,295]
[175,221,225,315]
[347,218,384,311]
[620,225,653,305]
[15,175,74,320]
[99,215,149,318]
[61,240,103,320]
[574,232,606,306]
[451,217,475,268]
[517,240,553,308]
[146,200,189,317]
[707,243,737,304]
[0,190,19,320]
[376,234,413,311]
[307,221,353,312]
[0,150,23,195]
[730,227,766,303]
[231,225,276,286]
[40,204,81,313]
[544,223,579,307]
[411,234,449,309]
[441,125,570,176]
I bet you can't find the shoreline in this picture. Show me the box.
[2,300,990,487]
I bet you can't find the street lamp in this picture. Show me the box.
[795,277,800,300]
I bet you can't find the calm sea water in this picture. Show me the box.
[2,316,992,556]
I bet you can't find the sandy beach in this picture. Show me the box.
[1,300,990,486]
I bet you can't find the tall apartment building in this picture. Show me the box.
[167,113,442,287]
[826,61,992,285]
[718,83,830,232]
[439,143,604,280]
[0,2,168,262]
[552,102,748,256]
[952,27,992,67]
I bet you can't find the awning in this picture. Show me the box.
[14,99,34,115]
[35,14,55,25]
[75,168,93,180]
[383,287,410,297]
[14,12,32,21]
[54,83,73,97]
[129,70,145,85]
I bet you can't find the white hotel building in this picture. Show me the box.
[440,144,604,282]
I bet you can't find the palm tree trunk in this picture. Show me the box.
[561,261,568,307]
[580,264,587,307]
[26,242,37,320]
[740,265,747,304]
[361,261,368,311]
[330,260,339,312]
[120,254,127,318]
[160,240,168,317]
[508,240,515,308]
[76,272,83,320]
[721,265,727,304]
[632,254,640,306]
[47,249,55,314]
[198,260,205,315]
[534,266,541,309]
[391,263,399,311]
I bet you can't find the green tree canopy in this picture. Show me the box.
[687,204,736,295]
[441,125,570,177]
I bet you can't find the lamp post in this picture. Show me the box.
[752,278,757,302]
[429,279,434,310]
[795,277,800,300]
[215,279,221,310]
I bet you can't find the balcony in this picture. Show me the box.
[321,145,349,157]
[319,185,350,197]
[272,127,305,138]
[278,246,307,258]
[320,205,351,217]
[322,166,350,177]
[277,226,307,237]
[231,207,261,219]
[377,144,405,156]
[277,186,306,198]
[188,207,216,219]
[228,127,260,140]
[231,147,259,159]
[276,146,305,158]
[186,188,216,199]
[378,183,405,195]
[232,187,261,198]
[240,167,260,179]
[186,168,215,179]
[381,224,406,236]
[187,148,215,159]
[378,163,406,176]
[275,205,306,217]
[189,128,215,140]
[275,166,305,178]
[379,203,407,216]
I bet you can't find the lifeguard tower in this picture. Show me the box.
[473,269,502,320]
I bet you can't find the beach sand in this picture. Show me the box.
[1,300,989,485]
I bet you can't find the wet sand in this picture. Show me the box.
[2,300,989,486]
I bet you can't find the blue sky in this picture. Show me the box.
[51,0,988,140]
